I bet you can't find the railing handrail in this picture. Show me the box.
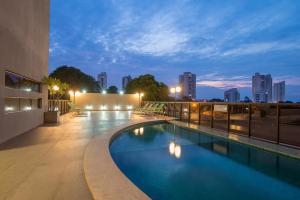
[143,101,300,106]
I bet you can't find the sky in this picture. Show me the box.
[49,0,300,101]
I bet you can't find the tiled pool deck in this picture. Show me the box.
[0,111,299,200]
[0,111,164,200]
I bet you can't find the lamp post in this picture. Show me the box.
[170,86,182,101]
[135,92,144,107]
[69,90,81,104]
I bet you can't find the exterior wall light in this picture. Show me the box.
[100,105,107,110]
[82,89,87,93]
[24,106,32,111]
[127,105,133,110]
[25,88,32,92]
[85,105,93,110]
[5,106,14,111]
[114,105,121,110]
[102,90,107,94]
[119,90,124,95]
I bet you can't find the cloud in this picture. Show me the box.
[222,41,300,57]
[197,73,251,89]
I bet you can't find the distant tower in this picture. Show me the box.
[224,88,240,102]
[122,75,132,90]
[179,72,196,100]
[97,72,107,90]
[252,72,272,103]
[273,81,285,102]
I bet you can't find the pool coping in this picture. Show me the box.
[83,118,166,200]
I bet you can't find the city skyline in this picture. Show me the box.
[49,0,300,101]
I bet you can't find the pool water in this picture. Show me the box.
[110,122,300,200]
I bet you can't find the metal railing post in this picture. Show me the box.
[188,103,191,123]
[211,103,214,128]
[227,104,230,132]
[198,103,201,125]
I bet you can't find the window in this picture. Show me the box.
[4,98,42,113]
[5,71,41,92]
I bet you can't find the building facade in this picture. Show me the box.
[122,75,132,90]
[97,72,107,90]
[0,0,50,143]
[224,88,240,102]
[252,73,272,103]
[273,81,285,103]
[179,72,196,100]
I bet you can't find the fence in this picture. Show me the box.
[144,101,300,148]
[48,100,71,115]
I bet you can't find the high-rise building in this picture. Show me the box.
[252,73,272,103]
[97,72,107,90]
[122,75,132,90]
[179,72,196,99]
[0,0,50,143]
[224,88,240,102]
[273,81,285,103]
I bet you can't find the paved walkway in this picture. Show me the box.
[0,111,148,200]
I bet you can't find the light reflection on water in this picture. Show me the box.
[110,122,300,200]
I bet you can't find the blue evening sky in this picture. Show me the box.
[49,0,300,101]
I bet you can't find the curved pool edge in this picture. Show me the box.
[83,118,166,200]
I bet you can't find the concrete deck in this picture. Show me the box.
[0,111,158,200]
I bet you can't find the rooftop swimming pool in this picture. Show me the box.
[110,122,300,200]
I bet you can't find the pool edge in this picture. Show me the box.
[83,118,166,200]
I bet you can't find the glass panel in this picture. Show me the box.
[229,104,249,135]
[200,104,212,127]
[174,103,181,118]
[213,104,228,131]
[31,99,39,110]
[5,71,20,89]
[181,103,189,121]
[20,98,32,111]
[4,98,20,113]
[19,77,40,92]
[251,105,277,142]
[190,103,199,124]
[279,105,300,147]
[5,71,41,92]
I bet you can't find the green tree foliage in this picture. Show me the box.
[107,85,118,94]
[125,74,170,101]
[50,65,100,92]
[42,76,69,111]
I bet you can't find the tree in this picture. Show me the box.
[107,86,118,94]
[208,98,224,102]
[50,65,100,92]
[42,76,69,111]
[125,74,170,101]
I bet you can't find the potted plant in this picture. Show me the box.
[43,76,69,123]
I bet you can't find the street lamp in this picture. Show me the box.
[170,86,181,101]
[135,92,144,107]
[69,90,81,103]
[53,85,59,91]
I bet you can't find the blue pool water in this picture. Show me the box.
[110,122,300,200]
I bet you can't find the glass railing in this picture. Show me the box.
[143,101,300,148]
